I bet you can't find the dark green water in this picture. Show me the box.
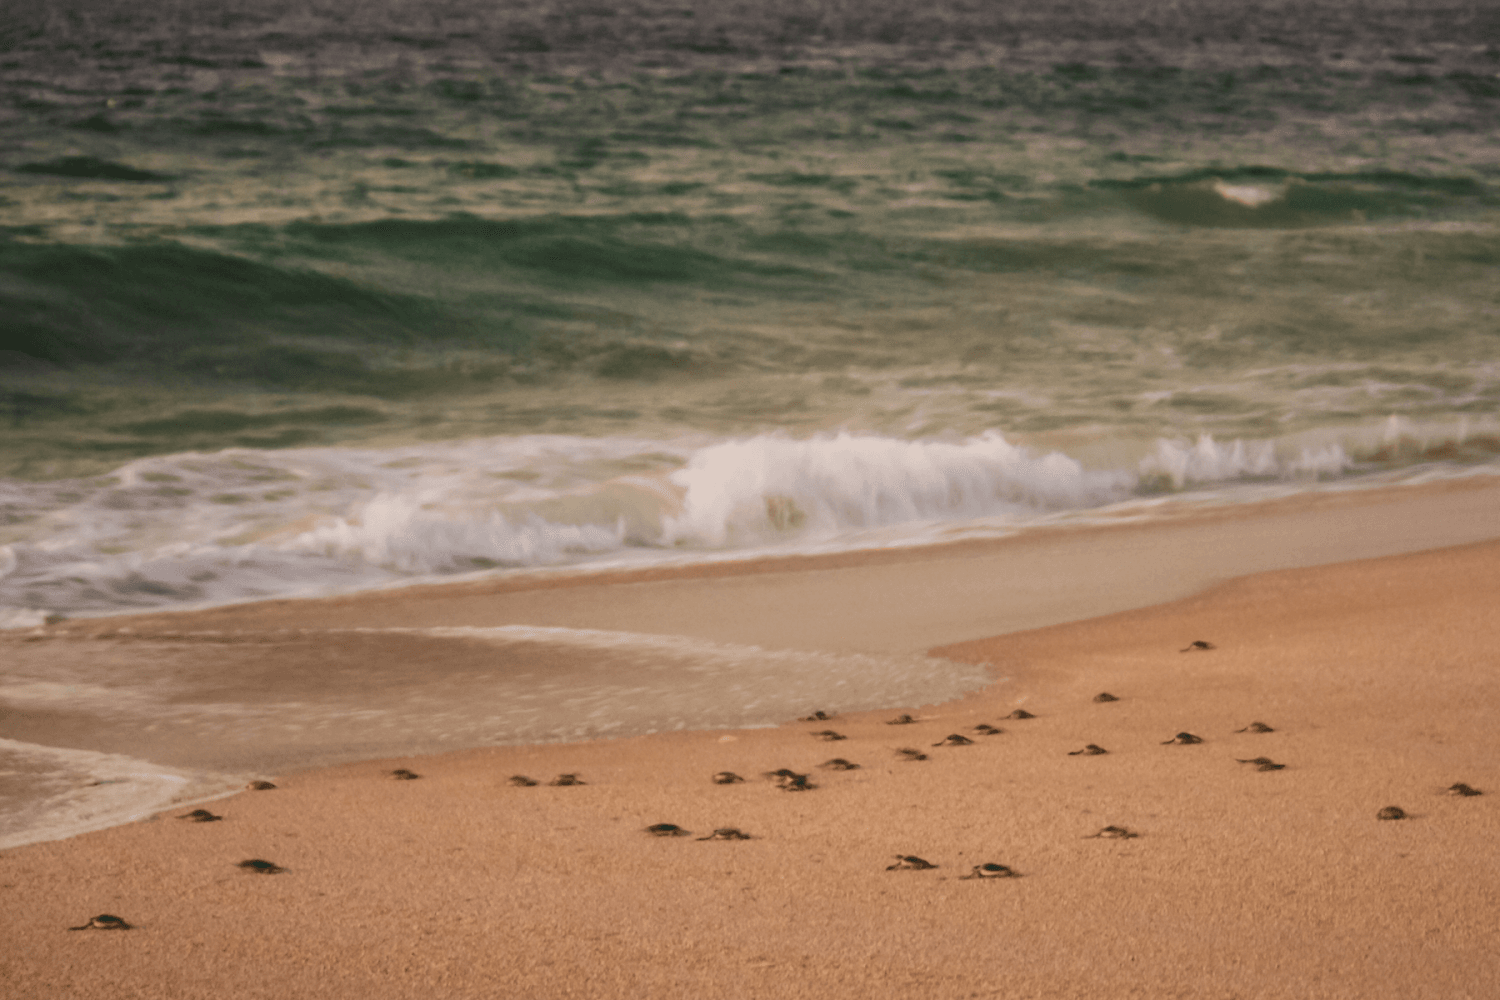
[4,0,1498,477]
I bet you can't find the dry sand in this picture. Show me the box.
[4,484,1500,998]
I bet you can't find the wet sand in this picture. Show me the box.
[4,480,1500,997]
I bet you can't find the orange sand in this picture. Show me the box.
[4,491,1500,998]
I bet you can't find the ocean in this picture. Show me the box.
[2,0,1499,847]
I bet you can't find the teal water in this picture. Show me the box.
[2,0,1499,621]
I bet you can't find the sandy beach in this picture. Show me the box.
[4,479,1499,999]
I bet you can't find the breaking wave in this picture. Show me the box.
[1,420,1495,622]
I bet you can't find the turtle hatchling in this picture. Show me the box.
[1004,709,1036,720]
[238,859,285,874]
[712,771,746,784]
[646,823,691,837]
[390,769,420,780]
[177,809,221,822]
[697,828,752,841]
[1068,744,1109,756]
[933,734,974,747]
[895,748,929,761]
[886,714,917,725]
[1446,783,1482,797]
[1376,806,1407,821]
[1093,692,1119,703]
[818,758,860,770]
[1234,722,1275,733]
[1161,732,1203,745]
[960,863,1020,879]
[1086,825,1139,839]
[508,775,539,787]
[550,773,585,786]
[886,855,937,870]
[69,914,131,931]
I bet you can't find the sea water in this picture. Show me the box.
[2,0,1498,846]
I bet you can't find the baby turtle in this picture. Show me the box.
[246,780,277,791]
[932,734,974,747]
[1180,640,1216,652]
[508,775,539,787]
[1446,783,1482,797]
[960,863,1020,879]
[764,768,813,791]
[1093,692,1119,703]
[895,748,929,761]
[818,758,861,770]
[1086,825,1139,839]
[1068,744,1109,756]
[811,730,847,741]
[68,914,131,931]
[238,859,285,874]
[1161,732,1204,745]
[973,724,1004,735]
[645,823,691,837]
[1004,709,1036,720]
[886,855,937,870]
[712,771,745,784]
[390,769,420,780]
[802,710,835,722]
[1236,756,1285,771]
[1234,722,1275,733]
[697,827,752,841]
[886,714,917,725]
[176,809,221,822]
[1376,806,1406,821]
[550,773,585,786]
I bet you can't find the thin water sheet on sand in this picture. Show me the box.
[2,503,1498,997]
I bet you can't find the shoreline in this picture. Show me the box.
[2,473,1499,858]
[49,472,1500,652]
[5,530,1498,996]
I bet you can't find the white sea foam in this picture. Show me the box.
[0,738,246,851]
[0,421,1494,621]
